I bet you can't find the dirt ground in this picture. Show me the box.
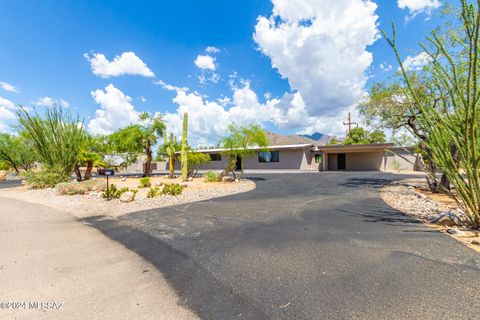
[0,175,256,219]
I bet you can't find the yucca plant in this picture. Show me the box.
[383,0,480,228]
[17,105,86,179]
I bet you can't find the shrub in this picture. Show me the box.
[146,186,161,198]
[138,177,151,188]
[204,171,218,182]
[161,183,183,196]
[21,168,69,189]
[56,179,107,195]
[102,184,130,199]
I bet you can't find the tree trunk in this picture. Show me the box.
[75,165,82,182]
[144,146,152,177]
[83,160,94,180]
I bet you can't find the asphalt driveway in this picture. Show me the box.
[85,172,480,319]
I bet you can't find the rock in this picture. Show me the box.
[431,211,462,226]
[119,191,135,203]
[181,184,188,188]
[187,177,193,181]
[222,176,234,182]
[415,192,427,200]
[446,228,466,236]
[471,240,480,246]
[437,215,457,227]
[121,177,127,181]
[234,179,239,183]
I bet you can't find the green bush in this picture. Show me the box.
[56,179,107,195]
[146,186,161,198]
[138,177,151,188]
[204,171,218,182]
[161,183,183,196]
[102,184,130,199]
[21,169,69,189]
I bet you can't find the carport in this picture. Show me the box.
[315,143,394,171]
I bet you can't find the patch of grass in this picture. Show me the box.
[56,179,107,195]
[22,168,69,189]
[146,186,161,198]
[204,171,218,182]
[161,183,183,196]
[138,177,151,188]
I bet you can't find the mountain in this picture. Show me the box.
[301,132,336,145]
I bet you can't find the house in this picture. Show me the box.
[191,143,420,172]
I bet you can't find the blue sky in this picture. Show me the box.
[0,0,447,145]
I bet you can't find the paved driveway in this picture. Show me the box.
[85,172,480,319]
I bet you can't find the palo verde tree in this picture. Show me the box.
[218,123,269,180]
[17,105,86,180]
[383,0,480,228]
[75,134,108,181]
[343,127,386,145]
[181,112,188,182]
[359,74,451,192]
[0,132,36,173]
[108,112,165,177]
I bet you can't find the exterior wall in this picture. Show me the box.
[383,148,421,172]
[346,151,384,171]
[327,153,338,171]
[244,149,312,170]
[195,149,315,171]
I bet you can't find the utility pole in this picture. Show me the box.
[343,112,358,137]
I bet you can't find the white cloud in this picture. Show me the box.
[84,51,155,78]
[35,97,69,108]
[194,54,216,70]
[253,0,379,118]
[140,96,147,102]
[397,0,441,17]
[403,52,431,71]
[380,63,393,72]
[205,46,220,53]
[154,79,189,92]
[88,84,139,135]
[0,82,19,93]
[0,96,16,131]
[162,79,349,146]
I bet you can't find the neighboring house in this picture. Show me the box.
[190,143,420,172]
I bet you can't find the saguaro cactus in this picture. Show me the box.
[181,112,188,182]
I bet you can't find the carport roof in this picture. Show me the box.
[315,143,395,153]
[193,143,314,153]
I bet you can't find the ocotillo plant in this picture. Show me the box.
[164,132,178,179]
[181,112,188,182]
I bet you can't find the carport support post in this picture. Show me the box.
[322,153,327,171]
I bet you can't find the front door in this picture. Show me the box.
[337,153,346,170]
[235,155,242,171]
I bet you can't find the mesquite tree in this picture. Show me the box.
[181,112,188,182]
[383,0,480,228]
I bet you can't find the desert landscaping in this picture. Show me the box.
[0,175,255,218]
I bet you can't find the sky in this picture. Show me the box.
[0,0,448,146]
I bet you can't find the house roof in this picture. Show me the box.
[193,143,314,154]
[315,143,395,152]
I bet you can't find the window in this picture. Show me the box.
[315,154,322,163]
[258,151,279,163]
[210,153,221,161]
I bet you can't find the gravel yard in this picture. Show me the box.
[380,177,480,252]
[0,175,255,219]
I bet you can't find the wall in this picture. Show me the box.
[383,148,421,172]
[346,151,384,171]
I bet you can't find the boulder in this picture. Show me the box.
[121,177,127,181]
[471,240,480,246]
[222,176,234,182]
[187,177,193,181]
[446,228,466,236]
[119,191,135,203]
[431,211,461,226]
